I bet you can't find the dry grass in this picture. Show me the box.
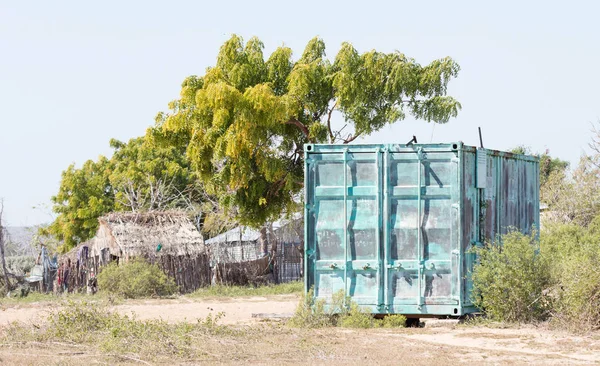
[3,296,600,365]
[187,281,303,298]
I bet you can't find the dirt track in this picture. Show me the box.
[0,294,299,325]
[2,295,600,365]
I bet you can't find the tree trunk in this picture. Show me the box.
[259,227,269,256]
[267,223,279,283]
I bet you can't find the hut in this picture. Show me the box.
[62,211,211,293]
[205,214,303,285]
[205,226,270,285]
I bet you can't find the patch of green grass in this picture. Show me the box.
[0,291,55,306]
[288,289,406,329]
[188,281,303,298]
[0,290,124,308]
[2,300,234,360]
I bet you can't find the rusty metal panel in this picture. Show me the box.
[304,142,539,317]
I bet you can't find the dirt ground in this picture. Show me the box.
[2,294,600,365]
[0,294,300,325]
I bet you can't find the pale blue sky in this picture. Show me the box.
[1,1,599,226]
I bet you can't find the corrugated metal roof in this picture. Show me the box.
[205,226,261,244]
[205,213,303,245]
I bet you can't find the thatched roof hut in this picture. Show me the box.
[93,211,205,260]
[60,211,211,293]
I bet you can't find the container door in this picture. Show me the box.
[307,150,382,307]
[385,148,459,311]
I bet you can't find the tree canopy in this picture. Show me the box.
[539,122,600,227]
[153,35,461,226]
[46,137,201,252]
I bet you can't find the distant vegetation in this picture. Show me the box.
[189,281,302,298]
[474,123,600,332]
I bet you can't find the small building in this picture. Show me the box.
[62,211,211,293]
[205,215,303,285]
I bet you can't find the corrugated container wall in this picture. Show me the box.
[303,142,539,317]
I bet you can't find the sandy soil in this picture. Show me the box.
[2,295,600,365]
[114,294,299,324]
[0,295,299,326]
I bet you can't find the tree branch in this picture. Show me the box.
[326,100,337,144]
[285,119,314,143]
[343,132,361,144]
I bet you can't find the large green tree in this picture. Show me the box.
[46,137,202,252]
[153,35,461,226]
[45,157,114,251]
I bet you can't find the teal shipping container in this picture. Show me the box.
[303,142,539,317]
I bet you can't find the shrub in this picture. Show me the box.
[381,314,407,328]
[97,258,177,299]
[471,230,550,323]
[287,288,334,328]
[541,218,600,331]
[288,289,406,328]
[6,256,36,276]
[337,302,378,328]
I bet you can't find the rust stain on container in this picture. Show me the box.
[304,142,539,317]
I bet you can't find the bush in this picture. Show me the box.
[97,259,177,299]
[288,289,406,329]
[541,218,600,331]
[337,302,379,328]
[381,314,407,328]
[471,230,550,323]
[6,256,36,276]
[287,288,334,328]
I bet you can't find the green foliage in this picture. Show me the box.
[97,259,177,299]
[287,288,334,328]
[288,289,406,329]
[382,314,407,328]
[541,155,600,227]
[155,35,461,226]
[189,281,302,298]
[5,256,35,276]
[337,302,379,328]
[44,157,114,251]
[3,301,229,360]
[538,124,600,228]
[471,231,550,323]
[47,136,202,252]
[541,218,600,331]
